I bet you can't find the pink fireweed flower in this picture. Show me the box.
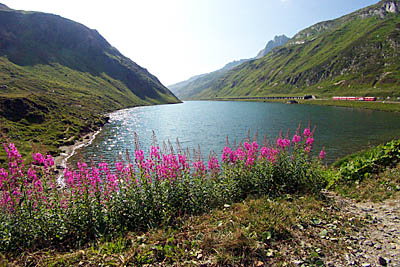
[34,179,43,192]
[267,148,279,164]
[0,168,8,188]
[77,162,88,171]
[64,169,74,187]
[319,148,326,160]
[246,157,255,167]
[115,162,124,172]
[27,167,37,181]
[252,141,259,152]
[106,173,118,193]
[150,146,161,160]
[306,137,314,146]
[4,143,24,178]
[247,141,259,157]
[222,146,232,163]
[4,143,23,163]
[277,138,290,150]
[98,162,109,173]
[244,142,251,152]
[33,153,45,165]
[235,147,246,161]
[303,128,311,137]
[45,155,54,167]
[178,154,190,171]
[305,146,311,153]
[292,134,301,144]
[260,146,269,159]
[193,160,206,176]
[135,150,145,166]
[207,156,220,173]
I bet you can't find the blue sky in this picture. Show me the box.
[2,0,379,85]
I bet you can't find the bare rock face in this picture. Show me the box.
[384,1,399,13]
[255,35,290,59]
[360,0,400,18]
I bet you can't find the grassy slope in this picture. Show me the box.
[1,194,362,266]
[298,99,400,112]
[0,59,179,164]
[168,59,249,99]
[191,2,400,99]
[0,7,180,164]
[169,36,289,100]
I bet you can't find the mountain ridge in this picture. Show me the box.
[189,0,400,99]
[0,4,180,162]
[255,35,290,59]
[168,35,289,99]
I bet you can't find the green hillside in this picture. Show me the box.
[168,59,249,99]
[191,0,400,99]
[0,4,180,163]
[168,35,289,99]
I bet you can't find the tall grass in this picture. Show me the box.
[0,126,327,251]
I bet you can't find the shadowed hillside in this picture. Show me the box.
[0,4,180,162]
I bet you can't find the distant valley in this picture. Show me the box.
[168,35,289,99]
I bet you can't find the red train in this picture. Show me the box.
[332,96,376,101]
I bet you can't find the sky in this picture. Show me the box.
[2,0,379,86]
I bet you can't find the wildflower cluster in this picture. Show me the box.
[0,127,326,251]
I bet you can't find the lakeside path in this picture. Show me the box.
[323,191,400,266]
[54,129,101,170]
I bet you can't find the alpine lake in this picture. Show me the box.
[70,101,400,166]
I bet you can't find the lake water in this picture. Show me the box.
[70,101,400,165]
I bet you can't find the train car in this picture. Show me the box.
[364,97,376,101]
[332,96,376,101]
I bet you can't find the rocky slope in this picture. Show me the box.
[168,35,289,99]
[190,0,400,99]
[324,191,400,266]
[255,35,290,59]
[0,3,180,162]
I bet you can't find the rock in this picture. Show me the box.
[364,240,374,246]
[361,263,371,267]
[292,260,303,265]
[378,256,387,266]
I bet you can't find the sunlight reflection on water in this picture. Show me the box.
[70,101,400,167]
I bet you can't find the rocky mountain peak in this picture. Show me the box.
[383,1,399,13]
[255,34,289,59]
[290,0,400,45]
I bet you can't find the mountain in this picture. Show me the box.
[0,4,180,162]
[168,59,250,99]
[0,3,10,11]
[168,35,289,99]
[191,0,400,99]
[255,35,290,59]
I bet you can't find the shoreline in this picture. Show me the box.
[191,98,400,112]
[54,128,102,170]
